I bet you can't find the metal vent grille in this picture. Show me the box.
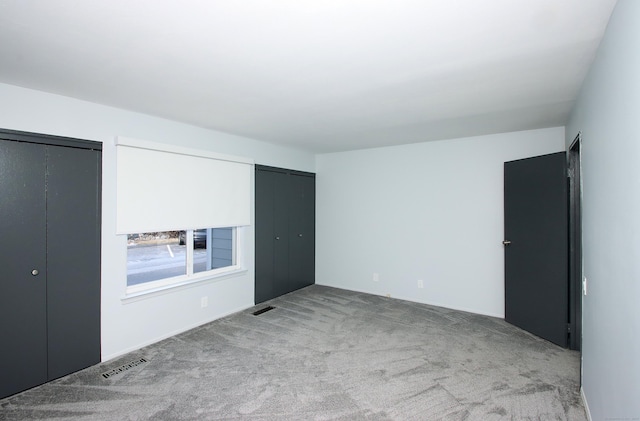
[252,306,275,316]
[101,358,148,379]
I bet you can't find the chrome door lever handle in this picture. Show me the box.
[502,240,512,246]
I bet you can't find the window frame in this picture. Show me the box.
[123,227,246,300]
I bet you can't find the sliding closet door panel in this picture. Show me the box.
[46,146,101,379]
[289,174,315,290]
[0,140,48,399]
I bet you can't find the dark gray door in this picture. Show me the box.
[255,168,291,302]
[0,131,101,399]
[0,140,48,399]
[289,174,315,290]
[46,146,101,380]
[255,166,315,304]
[255,169,279,303]
[272,171,291,298]
[504,152,568,347]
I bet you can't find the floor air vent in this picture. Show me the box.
[101,357,148,379]
[252,306,275,316]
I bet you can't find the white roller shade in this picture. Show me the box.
[116,137,252,234]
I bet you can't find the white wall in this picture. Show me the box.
[316,127,564,317]
[566,0,640,419]
[0,83,315,360]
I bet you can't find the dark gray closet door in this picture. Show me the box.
[289,174,315,291]
[255,169,292,301]
[255,166,315,304]
[0,140,48,398]
[272,171,291,297]
[0,133,101,399]
[46,146,101,380]
[255,169,278,303]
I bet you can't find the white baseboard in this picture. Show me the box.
[316,282,504,319]
[581,387,592,421]
[101,303,254,362]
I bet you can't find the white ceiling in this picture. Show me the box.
[0,1,617,153]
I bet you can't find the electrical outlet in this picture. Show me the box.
[201,296,208,308]
[373,273,379,282]
[417,279,424,289]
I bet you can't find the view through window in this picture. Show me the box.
[127,228,236,287]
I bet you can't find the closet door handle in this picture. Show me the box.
[31,269,39,276]
[275,236,280,240]
[298,234,303,238]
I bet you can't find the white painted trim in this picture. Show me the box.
[115,135,254,165]
[394,293,505,319]
[122,268,248,302]
[101,303,255,362]
[581,387,592,421]
[316,282,504,319]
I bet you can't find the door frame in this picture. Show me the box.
[0,128,102,150]
[568,133,583,351]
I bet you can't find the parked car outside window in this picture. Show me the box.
[178,229,207,248]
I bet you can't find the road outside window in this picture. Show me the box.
[127,231,185,286]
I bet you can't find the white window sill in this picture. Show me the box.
[121,267,248,304]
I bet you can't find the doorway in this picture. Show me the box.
[504,146,583,351]
[568,133,583,351]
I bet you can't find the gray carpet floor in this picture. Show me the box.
[0,285,586,420]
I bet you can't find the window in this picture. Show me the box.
[126,227,241,293]
[115,137,252,296]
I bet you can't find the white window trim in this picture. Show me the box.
[121,266,248,303]
[186,230,194,277]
